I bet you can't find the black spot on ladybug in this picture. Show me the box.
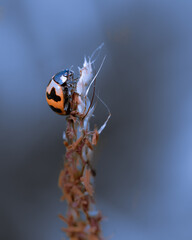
[47,88,61,102]
[49,105,62,113]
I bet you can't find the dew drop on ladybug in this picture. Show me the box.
[46,69,75,115]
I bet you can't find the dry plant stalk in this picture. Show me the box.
[57,48,110,240]
[58,115,102,240]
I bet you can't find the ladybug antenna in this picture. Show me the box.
[89,42,104,65]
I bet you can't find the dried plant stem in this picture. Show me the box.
[58,113,103,240]
[56,46,109,240]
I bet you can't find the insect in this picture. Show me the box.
[46,44,106,117]
[46,69,76,115]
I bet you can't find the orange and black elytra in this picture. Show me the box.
[46,69,76,115]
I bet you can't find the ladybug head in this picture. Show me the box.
[54,69,74,86]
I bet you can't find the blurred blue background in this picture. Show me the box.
[1,0,192,239]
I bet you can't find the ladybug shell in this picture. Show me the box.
[46,79,67,115]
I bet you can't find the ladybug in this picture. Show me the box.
[46,69,76,115]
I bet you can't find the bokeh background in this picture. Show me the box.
[1,0,192,239]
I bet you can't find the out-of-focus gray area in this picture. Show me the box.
[1,0,192,239]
